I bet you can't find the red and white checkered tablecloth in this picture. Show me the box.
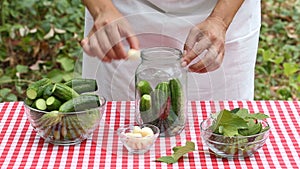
[0,101,300,168]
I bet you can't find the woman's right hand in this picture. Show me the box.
[81,8,139,62]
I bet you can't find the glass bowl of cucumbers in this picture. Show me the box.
[200,108,270,158]
[24,78,106,145]
[117,124,160,154]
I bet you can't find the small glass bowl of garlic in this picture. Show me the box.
[117,124,160,154]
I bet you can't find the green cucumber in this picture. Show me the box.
[28,78,52,88]
[59,94,101,112]
[77,109,101,129]
[43,84,54,99]
[155,82,170,100]
[65,78,97,87]
[64,78,98,94]
[32,98,47,111]
[140,94,151,112]
[139,94,156,123]
[35,111,61,129]
[60,117,68,139]
[64,115,83,140]
[52,83,80,102]
[46,96,62,111]
[169,78,184,116]
[152,81,170,119]
[26,78,52,100]
[52,123,62,140]
[137,80,152,96]
[24,98,34,106]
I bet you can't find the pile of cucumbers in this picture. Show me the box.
[25,78,102,141]
[137,78,186,136]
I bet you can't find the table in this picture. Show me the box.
[0,101,299,168]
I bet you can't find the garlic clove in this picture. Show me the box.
[133,126,142,134]
[125,132,143,138]
[127,49,141,60]
[141,127,154,137]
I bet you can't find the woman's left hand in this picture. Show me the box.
[181,16,227,73]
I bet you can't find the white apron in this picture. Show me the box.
[82,0,261,101]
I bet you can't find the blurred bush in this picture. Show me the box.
[255,1,300,100]
[0,0,84,102]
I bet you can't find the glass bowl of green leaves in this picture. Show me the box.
[200,108,270,158]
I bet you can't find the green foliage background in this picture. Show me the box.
[0,0,299,102]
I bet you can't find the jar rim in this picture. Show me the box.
[141,47,182,61]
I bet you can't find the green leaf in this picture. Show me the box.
[47,69,64,83]
[235,108,249,119]
[274,56,284,65]
[0,76,12,85]
[221,125,240,137]
[212,110,248,136]
[211,109,270,137]
[230,108,240,114]
[283,63,299,76]
[235,109,269,120]
[156,141,195,164]
[16,64,29,73]
[172,146,183,153]
[57,56,75,72]
[239,119,262,136]
[249,113,270,120]
[156,156,176,164]
[260,126,270,133]
[262,49,274,62]
[62,72,75,82]
[172,141,195,161]
[0,88,11,98]
[6,93,18,102]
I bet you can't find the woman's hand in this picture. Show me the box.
[181,0,244,73]
[182,16,227,73]
[81,8,139,62]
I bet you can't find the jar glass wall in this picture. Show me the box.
[135,47,187,137]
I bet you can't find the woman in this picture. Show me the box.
[81,0,261,101]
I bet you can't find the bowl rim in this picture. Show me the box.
[200,117,271,139]
[206,135,269,146]
[24,96,106,115]
[117,124,160,138]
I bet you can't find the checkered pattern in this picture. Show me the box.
[0,101,299,168]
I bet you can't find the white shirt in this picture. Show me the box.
[83,0,261,101]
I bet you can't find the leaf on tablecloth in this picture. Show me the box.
[156,156,175,164]
[156,141,195,164]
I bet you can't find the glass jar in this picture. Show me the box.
[135,47,187,137]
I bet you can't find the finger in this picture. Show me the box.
[188,47,218,72]
[101,56,112,62]
[204,50,224,72]
[184,27,200,52]
[80,38,95,57]
[181,48,197,67]
[94,29,118,59]
[89,33,105,59]
[194,52,224,73]
[182,39,210,66]
[126,35,139,50]
[118,21,139,50]
[105,25,127,59]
